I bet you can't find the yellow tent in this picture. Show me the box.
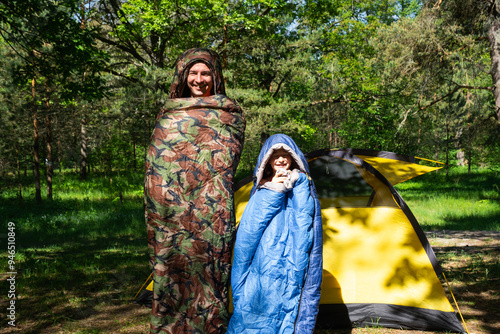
[234,149,464,332]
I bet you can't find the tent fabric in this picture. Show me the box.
[307,148,443,186]
[228,134,323,334]
[317,304,464,332]
[232,148,465,333]
[144,48,245,333]
[307,149,443,275]
[133,277,153,309]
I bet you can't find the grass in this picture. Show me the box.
[0,166,498,333]
[394,166,500,231]
[0,171,148,333]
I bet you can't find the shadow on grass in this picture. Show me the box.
[438,211,500,231]
[1,196,144,246]
[0,195,152,333]
[395,168,500,201]
[432,244,500,334]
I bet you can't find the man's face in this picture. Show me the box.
[187,62,213,97]
[269,149,292,173]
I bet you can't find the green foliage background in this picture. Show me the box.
[0,0,499,192]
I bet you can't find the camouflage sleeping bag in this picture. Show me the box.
[144,48,245,334]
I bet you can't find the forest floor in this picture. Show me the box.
[1,230,498,334]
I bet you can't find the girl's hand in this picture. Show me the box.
[272,168,289,183]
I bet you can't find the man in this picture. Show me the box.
[144,48,245,334]
[186,62,213,97]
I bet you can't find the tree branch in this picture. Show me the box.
[433,0,444,10]
[103,67,140,85]
[418,85,493,110]
[272,75,288,98]
[95,35,150,66]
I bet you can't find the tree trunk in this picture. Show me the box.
[434,109,439,164]
[223,19,228,71]
[488,19,500,122]
[467,135,472,175]
[260,132,270,148]
[16,147,22,200]
[445,122,450,178]
[45,114,53,200]
[107,125,112,175]
[417,116,422,157]
[80,112,87,180]
[133,140,137,171]
[24,154,28,177]
[58,138,62,173]
[45,93,53,200]
[73,129,79,174]
[32,78,42,204]
[327,104,333,147]
[467,105,472,175]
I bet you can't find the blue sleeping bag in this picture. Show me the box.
[228,134,323,334]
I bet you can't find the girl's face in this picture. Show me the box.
[269,149,292,173]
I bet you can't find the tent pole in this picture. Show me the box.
[133,272,153,302]
[443,272,470,334]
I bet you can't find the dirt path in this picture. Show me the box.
[425,230,500,249]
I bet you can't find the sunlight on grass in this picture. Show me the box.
[395,167,500,231]
[408,196,500,230]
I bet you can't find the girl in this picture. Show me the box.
[228,134,323,334]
